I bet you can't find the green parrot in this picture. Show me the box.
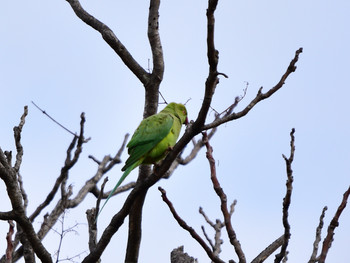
[97,102,188,218]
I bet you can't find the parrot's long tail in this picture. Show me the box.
[95,160,141,222]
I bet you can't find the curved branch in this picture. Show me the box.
[203,48,303,130]
[65,0,150,85]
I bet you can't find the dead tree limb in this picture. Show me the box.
[318,186,350,263]
[274,128,295,263]
[251,235,284,263]
[202,131,246,263]
[308,206,327,263]
[0,107,53,263]
[65,0,150,85]
[203,48,303,131]
[159,187,225,263]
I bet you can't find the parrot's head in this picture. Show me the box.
[165,102,188,125]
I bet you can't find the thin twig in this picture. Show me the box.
[201,225,215,250]
[95,177,108,221]
[31,101,76,136]
[199,207,224,258]
[159,91,168,104]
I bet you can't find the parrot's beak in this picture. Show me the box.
[185,117,189,125]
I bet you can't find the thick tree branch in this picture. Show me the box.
[65,0,150,85]
[124,1,165,261]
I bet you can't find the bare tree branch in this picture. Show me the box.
[29,113,87,222]
[5,220,15,263]
[202,131,246,263]
[274,128,295,263]
[203,48,303,131]
[124,0,165,261]
[199,207,225,259]
[193,0,221,133]
[31,101,76,137]
[65,0,150,85]
[147,0,164,84]
[0,107,53,263]
[13,106,27,173]
[308,206,327,263]
[17,173,28,213]
[159,187,225,263]
[87,133,130,200]
[251,235,284,263]
[318,186,350,263]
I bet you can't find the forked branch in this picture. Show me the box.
[159,187,225,263]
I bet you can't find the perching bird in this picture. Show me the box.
[97,102,188,218]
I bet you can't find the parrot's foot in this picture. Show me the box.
[167,146,174,151]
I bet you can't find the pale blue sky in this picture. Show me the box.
[1,0,350,262]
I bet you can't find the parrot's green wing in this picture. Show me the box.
[122,113,174,171]
[95,113,174,222]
